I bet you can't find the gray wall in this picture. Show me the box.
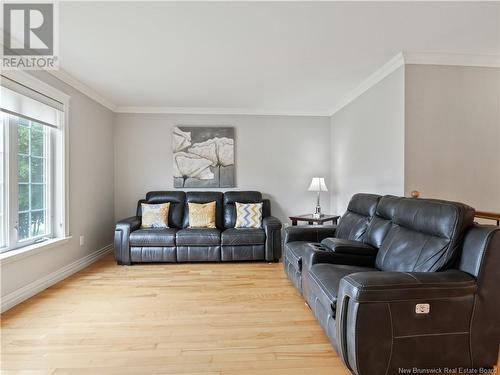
[1,72,115,297]
[114,114,331,223]
[330,66,405,213]
[405,64,500,212]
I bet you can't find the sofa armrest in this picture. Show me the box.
[335,270,477,374]
[263,216,282,261]
[321,238,377,256]
[302,243,376,272]
[263,216,282,231]
[340,270,477,302]
[114,216,141,265]
[284,225,336,244]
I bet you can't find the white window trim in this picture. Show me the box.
[0,70,70,256]
[5,115,53,250]
[0,236,72,265]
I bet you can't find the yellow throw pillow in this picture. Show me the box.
[235,202,263,228]
[188,201,216,228]
[141,203,170,228]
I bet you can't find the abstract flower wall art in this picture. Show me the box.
[172,127,192,153]
[172,127,235,188]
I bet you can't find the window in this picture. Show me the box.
[17,118,49,241]
[0,71,68,254]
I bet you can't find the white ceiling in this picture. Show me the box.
[59,1,500,114]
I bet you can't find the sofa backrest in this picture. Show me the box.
[136,191,186,229]
[375,197,475,272]
[262,199,271,219]
[182,191,224,229]
[363,195,401,248]
[137,191,270,230]
[223,191,262,228]
[336,193,381,241]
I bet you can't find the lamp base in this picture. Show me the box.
[313,206,323,219]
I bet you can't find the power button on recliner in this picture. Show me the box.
[415,303,430,314]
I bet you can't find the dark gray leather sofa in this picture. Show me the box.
[115,191,282,264]
[284,193,500,374]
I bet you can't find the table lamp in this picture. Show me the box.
[308,177,328,218]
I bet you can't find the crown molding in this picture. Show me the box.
[47,69,117,112]
[18,51,498,118]
[0,34,116,112]
[403,51,500,68]
[330,52,405,116]
[330,51,500,116]
[114,106,331,117]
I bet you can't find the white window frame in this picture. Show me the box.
[0,70,70,255]
[4,115,53,249]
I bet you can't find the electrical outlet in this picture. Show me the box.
[79,235,85,246]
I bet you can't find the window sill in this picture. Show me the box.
[0,237,72,265]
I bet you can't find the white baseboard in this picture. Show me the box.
[1,244,113,313]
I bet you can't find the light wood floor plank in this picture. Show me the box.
[1,255,350,374]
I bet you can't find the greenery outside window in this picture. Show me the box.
[1,114,53,250]
[17,117,50,242]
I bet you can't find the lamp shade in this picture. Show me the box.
[308,177,328,192]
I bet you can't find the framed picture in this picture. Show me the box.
[172,126,235,188]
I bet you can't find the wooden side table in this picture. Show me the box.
[289,214,340,226]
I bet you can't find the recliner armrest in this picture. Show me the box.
[116,216,142,230]
[284,225,336,244]
[335,270,478,374]
[302,242,376,271]
[114,216,142,265]
[263,216,282,261]
[262,216,282,231]
[340,270,477,302]
[321,238,376,256]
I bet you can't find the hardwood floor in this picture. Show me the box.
[1,254,351,374]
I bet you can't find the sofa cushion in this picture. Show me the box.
[223,191,262,228]
[177,246,221,262]
[221,245,265,261]
[130,246,176,262]
[363,195,401,248]
[308,263,376,307]
[137,191,186,229]
[336,193,381,241]
[375,198,475,272]
[129,228,177,247]
[176,228,221,246]
[320,238,377,256]
[183,192,224,229]
[221,228,266,246]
